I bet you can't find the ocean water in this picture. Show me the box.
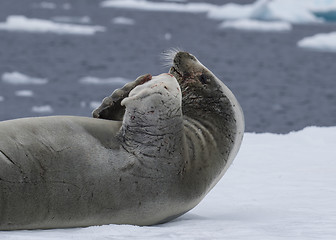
[0,0,335,133]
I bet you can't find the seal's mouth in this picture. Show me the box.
[169,64,200,85]
[168,51,205,86]
[169,66,182,81]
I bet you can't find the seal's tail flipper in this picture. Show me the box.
[92,74,152,121]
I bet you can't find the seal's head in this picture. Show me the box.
[167,51,244,130]
[168,51,221,94]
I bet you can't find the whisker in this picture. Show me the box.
[161,47,184,68]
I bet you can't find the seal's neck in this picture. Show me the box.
[179,81,239,199]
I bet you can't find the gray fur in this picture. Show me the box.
[0,52,244,230]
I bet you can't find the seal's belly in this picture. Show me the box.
[0,117,189,229]
[0,118,115,229]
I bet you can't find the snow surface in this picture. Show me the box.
[112,17,135,25]
[219,19,292,32]
[298,32,336,52]
[2,72,48,85]
[31,105,54,113]
[79,76,130,85]
[0,16,105,35]
[15,90,34,97]
[0,126,335,239]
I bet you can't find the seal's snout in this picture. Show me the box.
[173,51,197,64]
[172,52,198,71]
[169,51,205,86]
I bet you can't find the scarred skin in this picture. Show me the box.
[0,52,244,230]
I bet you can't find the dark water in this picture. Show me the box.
[0,0,335,133]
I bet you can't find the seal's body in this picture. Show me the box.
[0,52,244,230]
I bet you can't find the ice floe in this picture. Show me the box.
[208,0,336,24]
[35,2,56,9]
[313,9,336,22]
[62,3,72,10]
[80,101,101,110]
[15,90,34,97]
[0,16,105,35]
[89,101,101,110]
[298,32,336,52]
[52,16,91,24]
[219,19,292,32]
[79,76,130,85]
[164,0,187,2]
[32,105,53,113]
[112,17,135,25]
[34,2,71,10]
[164,32,172,40]
[101,0,215,13]
[2,72,48,85]
[0,126,335,239]
[101,0,336,24]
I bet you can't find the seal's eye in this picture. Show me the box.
[188,54,197,62]
[199,74,209,85]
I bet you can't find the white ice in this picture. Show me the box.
[52,16,91,24]
[15,90,34,97]
[207,0,316,24]
[0,126,335,239]
[33,2,72,10]
[79,76,130,85]
[164,32,172,40]
[101,0,336,25]
[31,105,53,113]
[298,32,336,52]
[164,0,187,2]
[62,3,72,10]
[220,19,292,32]
[35,2,56,9]
[0,16,105,35]
[112,17,135,25]
[89,101,102,110]
[0,96,4,102]
[2,72,48,85]
[101,0,216,13]
[208,0,336,24]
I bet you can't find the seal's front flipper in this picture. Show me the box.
[92,74,152,121]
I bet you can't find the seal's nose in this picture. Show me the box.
[173,52,197,65]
